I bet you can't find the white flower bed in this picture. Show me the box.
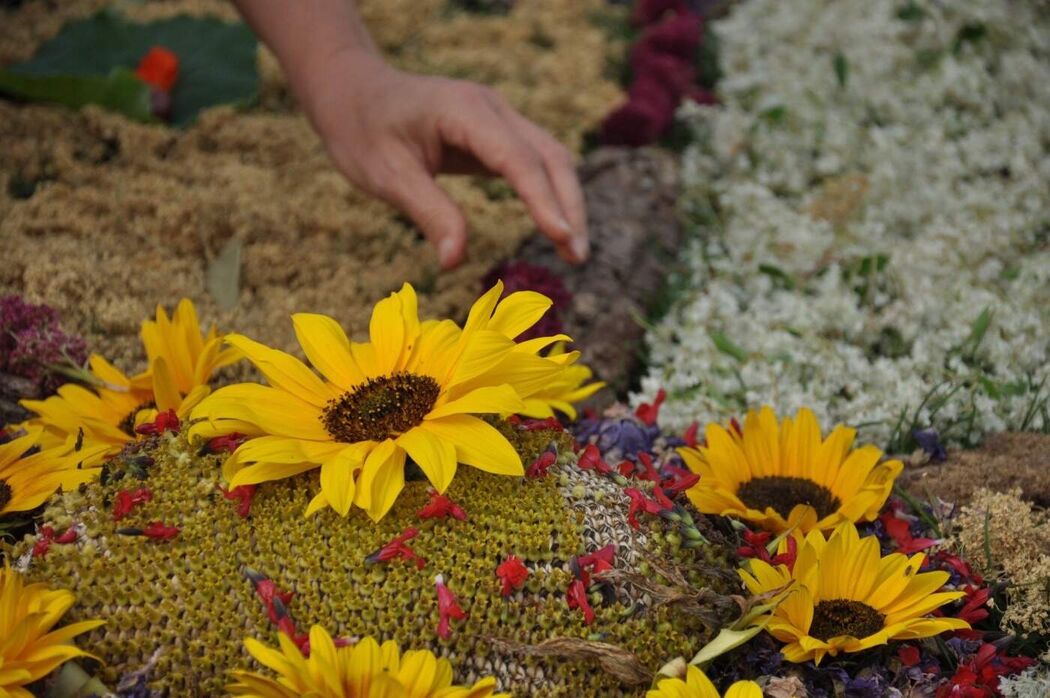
[637,0,1050,448]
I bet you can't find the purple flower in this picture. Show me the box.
[574,416,662,461]
[482,261,571,341]
[0,295,87,396]
[912,427,947,461]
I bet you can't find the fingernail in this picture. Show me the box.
[571,235,589,262]
[438,237,458,268]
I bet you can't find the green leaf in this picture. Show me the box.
[0,67,151,120]
[964,307,992,354]
[759,105,787,125]
[833,52,849,88]
[896,2,926,21]
[710,332,749,363]
[689,624,766,666]
[206,237,242,310]
[758,263,796,290]
[4,10,258,126]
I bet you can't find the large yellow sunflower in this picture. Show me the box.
[0,432,95,517]
[193,282,565,521]
[740,521,968,664]
[646,666,761,698]
[678,407,902,535]
[19,298,237,473]
[0,564,104,698]
[228,626,508,698]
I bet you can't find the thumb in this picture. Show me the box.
[376,159,467,269]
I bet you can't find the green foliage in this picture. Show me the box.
[833,52,849,88]
[0,10,258,126]
[0,67,151,120]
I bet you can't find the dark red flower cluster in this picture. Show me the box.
[482,262,571,341]
[243,567,311,652]
[200,432,248,455]
[577,444,613,475]
[496,555,530,597]
[879,507,938,554]
[365,527,426,569]
[0,295,87,397]
[624,486,673,529]
[601,4,716,147]
[937,643,1035,697]
[112,487,153,521]
[417,490,468,521]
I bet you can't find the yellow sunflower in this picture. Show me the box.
[740,521,969,664]
[678,407,902,535]
[0,563,104,698]
[227,626,508,698]
[19,298,237,473]
[0,432,95,517]
[647,666,761,698]
[193,282,563,521]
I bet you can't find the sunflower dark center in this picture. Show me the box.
[809,599,885,641]
[322,373,440,443]
[0,480,11,510]
[736,476,841,520]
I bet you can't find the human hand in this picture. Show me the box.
[298,48,589,269]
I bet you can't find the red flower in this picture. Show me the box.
[417,490,467,521]
[956,585,991,625]
[660,465,699,496]
[496,555,530,597]
[526,451,557,478]
[683,421,700,447]
[577,444,612,475]
[434,574,467,639]
[112,487,153,521]
[134,409,180,436]
[637,12,702,62]
[624,488,667,529]
[938,644,1036,698]
[204,432,248,454]
[898,644,921,667]
[366,528,426,569]
[566,578,596,625]
[55,526,79,544]
[879,509,938,554]
[631,0,687,26]
[142,521,180,540]
[634,388,667,426]
[135,46,179,92]
[219,484,257,518]
[577,544,616,576]
[521,417,563,432]
[277,616,310,654]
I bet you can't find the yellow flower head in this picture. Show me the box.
[228,626,508,698]
[19,298,238,475]
[647,666,761,698]
[740,521,969,664]
[0,432,94,516]
[0,564,103,697]
[193,282,581,521]
[678,407,903,534]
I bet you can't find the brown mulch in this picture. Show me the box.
[898,432,1050,507]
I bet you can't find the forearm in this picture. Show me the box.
[232,0,382,105]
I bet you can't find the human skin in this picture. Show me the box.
[232,0,590,269]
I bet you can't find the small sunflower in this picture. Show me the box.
[678,407,902,534]
[227,626,508,698]
[647,666,761,698]
[740,521,969,664]
[193,282,573,521]
[20,298,237,473]
[0,563,104,697]
[0,432,95,517]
